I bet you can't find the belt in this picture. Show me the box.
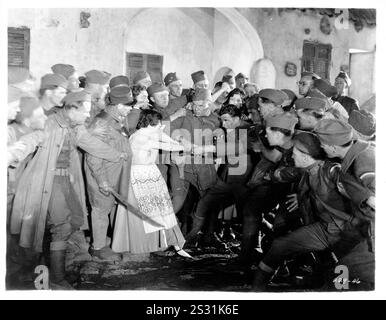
[54,168,70,176]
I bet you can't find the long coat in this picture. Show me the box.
[11,110,123,252]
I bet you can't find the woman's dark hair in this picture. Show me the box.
[224,88,245,105]
[131,84,147,99]
[78,76,86,88]
[136,109,163,129]
[269,126,293,137]
[219,104,242,118]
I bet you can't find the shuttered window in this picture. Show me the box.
[8,27,30,69]
[126,52,163,84]
[301,41,332,80]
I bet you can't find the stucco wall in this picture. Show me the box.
[238,8,376,101]
[8,7,375,103]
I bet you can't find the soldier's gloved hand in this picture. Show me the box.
[99,181,111,196]
[286,193,299,213]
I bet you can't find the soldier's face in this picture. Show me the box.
[193,100,211,117]
[292,146,309,168]
[67,72,80,91]
[266,127,285,146]
[195,80,209,90]
[8,100,21,121]
[296,109,318,130]
[117,104,131,117]
[247,108,260,124]
[244,85,257,97]
[220,113,240,130]
[320,142,338,158]
[29,106,48,130]
[298,76,313,96]
[137,77,152,89]
[151,90,169,108]
[229,94,243,108]
[236,77,247,89]
[50,86,67,106]
[334,77,347,96]
[168,80,183,97]
[68,101,91,124]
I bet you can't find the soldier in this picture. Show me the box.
[11,90,128,289]
[241,112,300,267]
[235,73,248,90]
[184,104,252,248]
[84,69,111,120]
[171,89,220,244]
[333,71,360,117]
[313,79,349,121]
[252,131,374,291]
[133,71,152,88]
[39,73,68,115]
[51,63,80,92]
[297,71,320,97]
[222,74,236,90]
[85,85,133,261]
[164,72,188,115]
[294,96,329,131]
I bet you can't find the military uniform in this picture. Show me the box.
[85,107,131,251]
[332,95,360,117]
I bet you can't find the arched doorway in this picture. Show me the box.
[123,8,267,88]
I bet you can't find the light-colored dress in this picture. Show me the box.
[112,127,185,253]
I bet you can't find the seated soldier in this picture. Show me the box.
[252,132,374,291]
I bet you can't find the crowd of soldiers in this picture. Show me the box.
[7,63,375,291]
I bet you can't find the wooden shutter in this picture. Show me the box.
[126,52,163,84]
[8,27,30,69]
[302,41,332,80]
[147,54,163,83]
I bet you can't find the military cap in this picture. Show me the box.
[109,75,130,95]
[164,72,180,86]
[63,89,91,106]
[259,88,287,106]
[314,79,338,98]
[8,67,34,85]
[314,119,354,146]
[222,74,234,83]
[18,96,41,119]
[193,88,212,102]
[133,71,150,84]
[147,82,169,97]
[307,88,327,99]
[281,89,297,102]
[336,71,352,87]
[51,64,76,79]
[85,69,110,85]
[40,73,68,90]
[293,131,324,159]
[348,109,376,137]
[294,97,327,112]
[301,71,321,80]
[235,72,248,80]
[8,86,25,103]
[109,90,133,105]
[191,70,208,84]
[265,112,298,132]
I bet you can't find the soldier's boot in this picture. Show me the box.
[184,215,206,248]
[251,267,273,292]
[89,246,122,262]
[49,250,73,290]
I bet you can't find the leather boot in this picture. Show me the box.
[184,215,206,247]
[251,267,273,292]
[49,250,73,290]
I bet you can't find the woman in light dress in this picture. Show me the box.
[112,109,191,257]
